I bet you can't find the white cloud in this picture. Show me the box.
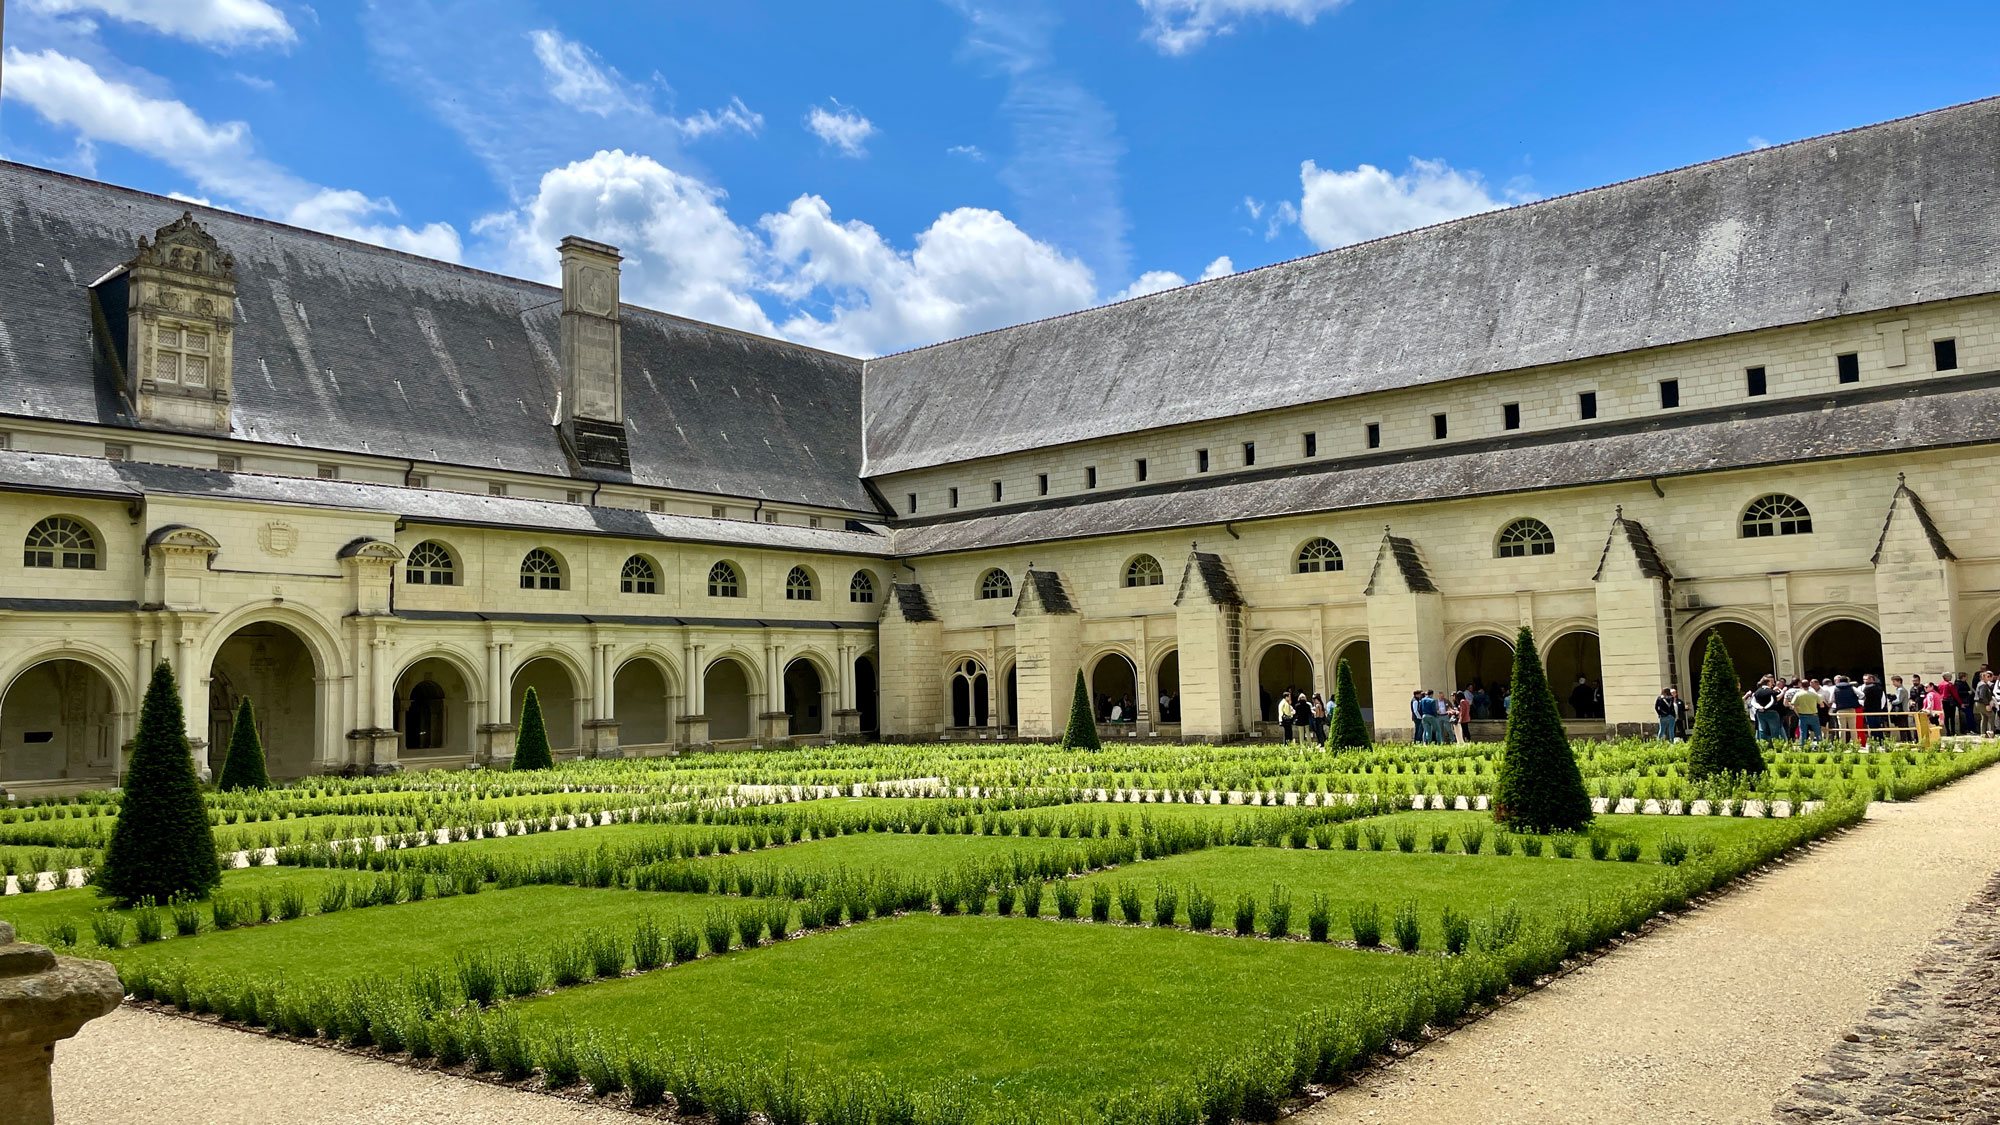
[23,0,296,49]
[1748,135,1773,150]
[805,101,876,157]
[529,28,638,116]
[2,47,462,259]
[1294,157,1518,249]
[946,144,986,161]
[1107,254,1234,302]
[679,96,763,140]
[1138,0,1349,55]
[1198,254,1233,280]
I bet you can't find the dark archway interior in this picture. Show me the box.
[2,660,117,783]
[705,659,753,740]
[394,656,473,759]
[1091,654,1138,721]
[784,660,824,735]
[1801,620,1885,682]
[1154,652,1181,722]
[211,622,317,778]
[614,659,671,746]
[1452,635,1513,698]
[950,661,989,727]
[1544,632,1605,718]
[1686,622,1777,702]
[1257,643,1313,721]
[512,657,579,752]
[855,655,879,735]
[1332,640,1373,716]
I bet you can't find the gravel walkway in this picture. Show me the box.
[1298,762,2000,1125]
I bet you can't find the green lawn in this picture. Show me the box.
[514,912,1425,1111]
[698,830,1085,882]
[0,865,356,945]
[1365,810,1803,859]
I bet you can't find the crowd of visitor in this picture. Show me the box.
[1655,666,1998,744]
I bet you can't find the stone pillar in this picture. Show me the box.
[1134,617,1153,734]
[833,639,859,735]
[1593,510,1676,734]
[679,641,710,746]
[1012,569,1084,741]
[582,639,621,757]
[0,921,123,1125]
[477,633,516,766]
[1362,531,1447,741]
[1873,477,1965,677]
[171,624,210,780]
[878,582,942,740]
[1173,549,1245,741]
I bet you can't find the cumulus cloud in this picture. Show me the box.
[23,0,296,48]
[1137,0,1349,54]
[805,101,876,156]
[2,47,462,259]
[946,144,986,161]
[1107,254,1234,301]
[1294,157,1518,249]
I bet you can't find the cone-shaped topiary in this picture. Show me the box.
[98,661,221,906]
[1329,657,1371,750]
[1060,668,1100,751]
[512,686,554,770]
[1686,631,1766,780]
[215,697,271,791]
[1493,625,1593,833]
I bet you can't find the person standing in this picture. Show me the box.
[1750,677,1785,742]
[1831,676,1863,745]
[1861,675,1887,745]
[1309,693,1328,743]
[1410,690,1425,743]
[1277,690,1297,743]
[1788,680,1822,744]
[1568,676,1593,719]
[1455,691,1472,741]
[1655,687,1677,741]
[1977,670,1998,736]
[1955,673,1977,736]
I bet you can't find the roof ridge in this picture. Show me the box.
[864,92,2000,364]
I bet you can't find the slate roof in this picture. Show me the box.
[1594,513,1673,581]
[0,163,872,511]
[1174,551,1243,608]
[1015,569,1077,615]
[1364,534,1437,596]
[887,373,2000,556]
[1871,479,1957,564]
[861,95,2000,477]
[0,449,888,556]
[889,582,938,623]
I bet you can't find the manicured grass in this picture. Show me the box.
[995,800,1290,827]
[514,912,1426,1110]
[0,865,356,944]
[1069,845,1657,947]
[1367,810,1803,859]
[698,830,1084,881]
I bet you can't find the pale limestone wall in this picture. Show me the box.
[880,296,2000,517]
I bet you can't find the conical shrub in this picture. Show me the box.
[512,686,554,770]
[1329,657,1371,750]
[216,697,271,791]
[1686,632,1765,780]
[1060,669,1100,751]
[1493,626,1593,833]
[98,661,221,906]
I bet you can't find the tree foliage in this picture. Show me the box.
[1493,626,1593,833]
[215,696,271,791]
[99,661,221,906]
[1060,669,1101,751]
[1329,657,1371,750]
[1686,631,1767,780]
[513,686,555,770]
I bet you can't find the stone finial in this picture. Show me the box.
[0,920,125,1125]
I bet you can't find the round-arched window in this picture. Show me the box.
[24,516,98,570]
[786,566,817,601]
[519,548,563,590]
[978,568,1012,601]
[850,570,876,604]
[1496,518,1555,558]
[1740,494,1812,538]
[1123,555,1164,587]
[621,555,658,594]
[1295,538,1342,574]
[405,540,455,586]
[708,560,742,598]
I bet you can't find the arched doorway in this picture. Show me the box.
[1330,640,1373,721]
[1257,642,1313,721]
[949,659,989,727]
[394,655,476,761]
[784,659,824,736]
[1154,651,1181,723]
[854,654,879,736]
[613,658,673,748]
[1452,634,1514,698]
[1987,618,2000,669]
[704,658,754,741]
[1801,619,1884,682]
[1002,663,1017,729]
[1,659,119,784]
[1685,622,1776,702]
[1543,632,1604,718]
[1090,652,1138,722]
[511,656,581,753]
[210,622,319,780]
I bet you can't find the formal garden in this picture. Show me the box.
[5,630,1998,1124]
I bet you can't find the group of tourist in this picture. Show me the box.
[1276,688,1329,743]
[1654,667,1999,744]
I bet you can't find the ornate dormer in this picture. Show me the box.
[117,213,238,434]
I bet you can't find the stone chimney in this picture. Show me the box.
[557,235,629,470]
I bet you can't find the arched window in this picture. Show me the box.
[1294,538,1343,574]
[786,566,816,601]
[1496,518,1555,558]
[849,570,876,604]
[23,517,98,570]
[519,548,563,590]
[620,555,658,595]
[1740,494,1813,538]
[1123,555,1164,587]
[978,568,1012,601]
[404,540,455,586]
[950,658,990,727]
[707,560,742,598]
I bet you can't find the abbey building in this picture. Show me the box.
[3,97,1999,790]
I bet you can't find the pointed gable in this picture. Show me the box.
[1364,530,1437,595]
[1871,476,1955,566]
[1593,508,1672,581]
[1174,549,1243,607]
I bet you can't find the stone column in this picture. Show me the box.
[1013,569,1084,741]
[679,641,710,746]
[1362,531,1447,742]
[1593,510,1676,735]
[0,921,123,1125]
[833,640,859,736]
[583,640,622,759]
[1173,549,1245,742]
[477,633,516,766]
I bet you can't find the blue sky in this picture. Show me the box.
[2,0,1996,356]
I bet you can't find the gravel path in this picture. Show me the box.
[1297,762,2000,1125]
[52,1007,636,1124]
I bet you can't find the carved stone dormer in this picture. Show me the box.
[558,236,630,471]
[124,213,237,434]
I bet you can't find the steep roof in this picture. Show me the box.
[861,95,2000,477]
[0,163,872,512]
